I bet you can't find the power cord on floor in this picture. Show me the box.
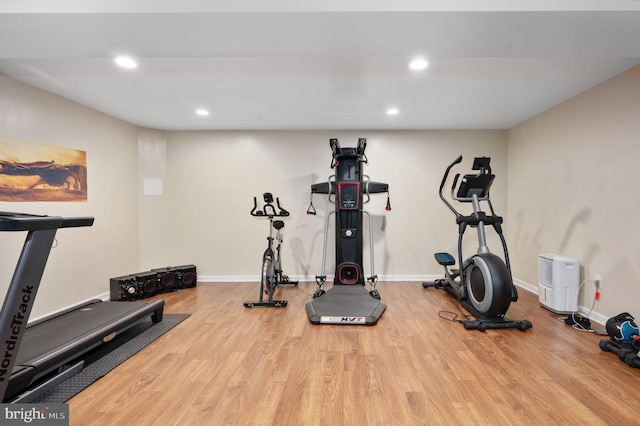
[558,314,593,332]
[438,310,473,324]
[557,277,601,333]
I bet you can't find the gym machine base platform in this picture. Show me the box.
[0,212,165,402]
[305,285,386,325]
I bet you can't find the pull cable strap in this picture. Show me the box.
[307,193,317,215]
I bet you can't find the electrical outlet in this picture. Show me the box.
[594,274,603,289]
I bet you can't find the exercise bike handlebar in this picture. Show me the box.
[439,155,463,217]
[250,195,290,218]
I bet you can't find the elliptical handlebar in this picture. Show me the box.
[439,155,463,217]
[250,193,290,218]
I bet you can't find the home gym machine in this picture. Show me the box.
[305,138,390,325]
[422,156,531,331]
[244,193,298,308]
[0,212,164,402]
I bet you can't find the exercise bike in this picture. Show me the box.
[244,192,298,308]
[423,155,532,331]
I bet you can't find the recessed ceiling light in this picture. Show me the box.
[195,109,210,116]
[115,56,138,69]
[386,108,399,116]
[409,58,428,71]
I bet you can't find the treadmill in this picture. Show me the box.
[0,212,164,402]
[306,139,390,325]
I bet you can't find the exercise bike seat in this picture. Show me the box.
[434,252,456,266]
[273,220,285,230]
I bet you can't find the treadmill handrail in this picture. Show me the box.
[0,212,94,231]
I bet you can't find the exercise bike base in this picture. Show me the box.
[244,300,288,308]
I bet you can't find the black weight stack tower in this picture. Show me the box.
[305,138,390,325]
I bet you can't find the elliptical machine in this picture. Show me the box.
[423,155,531,331]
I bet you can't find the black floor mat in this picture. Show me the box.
[28,313,190,403]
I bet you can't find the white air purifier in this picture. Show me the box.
[538,254,580,314]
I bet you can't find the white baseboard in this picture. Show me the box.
[201,274,535,286]
[197,274,441,283]
[198,275,262,283]
[513,278,538,294]
[513,278,608,326]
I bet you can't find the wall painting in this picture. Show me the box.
[0,136,87,202]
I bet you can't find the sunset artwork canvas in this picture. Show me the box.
[0,136,87,202]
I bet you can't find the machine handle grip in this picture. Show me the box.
[439,156,462,193]
[250,197,263,217]
[60,216,95,228]
[439,155,463,217]
[275,198,290,217]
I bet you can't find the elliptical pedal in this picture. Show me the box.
[434,252,456,266]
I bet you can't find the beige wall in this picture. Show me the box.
[0,75,141,319]
[139,130,508,282]
[13,65,638,324]
[5,64,637,325]
[507,66,640,321]
[0,73,510,321]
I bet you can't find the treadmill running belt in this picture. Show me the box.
[6,299,164,401]
[18,301,156,365]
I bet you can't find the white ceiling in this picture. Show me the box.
[1,1,639,131]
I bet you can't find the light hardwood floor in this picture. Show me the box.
[68,281,639,425]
